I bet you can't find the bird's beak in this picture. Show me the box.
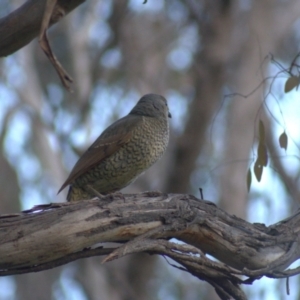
[168,112,172,118]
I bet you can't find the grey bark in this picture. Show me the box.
[0,193,299,299]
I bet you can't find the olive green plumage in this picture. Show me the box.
[58,94,171,202]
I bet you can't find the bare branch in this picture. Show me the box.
[1,192,300,298]
[0,0,85,57]
[38,0,73,90]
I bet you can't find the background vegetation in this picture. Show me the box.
[1,0,300,299]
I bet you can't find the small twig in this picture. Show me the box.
[199,188,203,199]
[286,277,290,295]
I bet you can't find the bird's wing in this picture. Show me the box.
[58,115,143,194]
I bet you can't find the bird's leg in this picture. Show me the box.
[86,185,104,199]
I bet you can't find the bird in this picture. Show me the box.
[58,93,171,202]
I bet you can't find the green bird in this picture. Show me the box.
[58,93,171,201]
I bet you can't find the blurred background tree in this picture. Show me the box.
[1,0,300,299]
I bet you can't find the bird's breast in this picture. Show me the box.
[129,116,169,164]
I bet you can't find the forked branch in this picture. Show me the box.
[0,192,300,300]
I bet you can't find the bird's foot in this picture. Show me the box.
[86,185,104,199]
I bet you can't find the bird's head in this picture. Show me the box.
[130,94,172,119]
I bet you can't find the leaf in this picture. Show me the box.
[254,160,263,182]
[279,131,288,151]
[258,120,265,143]
[257,142,268,166]
[247,168,252,192]
[284,76,299,93]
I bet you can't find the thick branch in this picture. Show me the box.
[0,192,300,299]
[0,0,85,57]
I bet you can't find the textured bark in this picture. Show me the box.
[0,193,299,299]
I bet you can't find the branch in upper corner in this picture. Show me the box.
[39,0,73,91]
[0,0,85,57]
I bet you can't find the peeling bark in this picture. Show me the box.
[0,192,299,299]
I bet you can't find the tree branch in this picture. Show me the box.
[1,192,300,299]
[0,0,85,57]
